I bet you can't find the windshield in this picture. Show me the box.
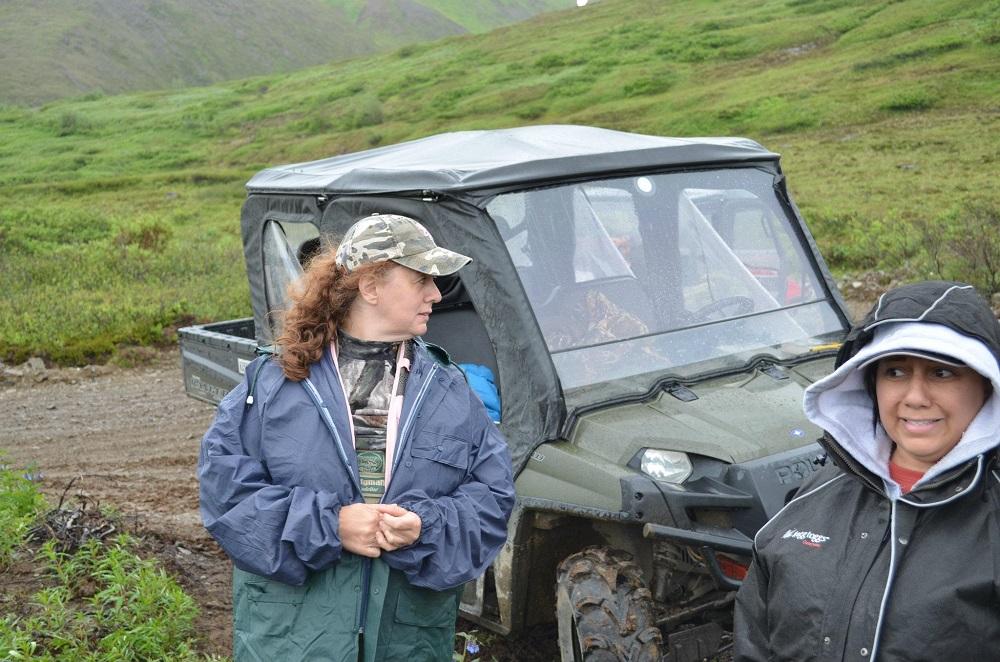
[487,168,846,390]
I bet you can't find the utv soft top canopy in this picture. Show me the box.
[241,125,827,476]
[246,124,777,198]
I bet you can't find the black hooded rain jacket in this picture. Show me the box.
[734,281,1000,661]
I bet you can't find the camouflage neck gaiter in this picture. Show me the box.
[336,330,405,503]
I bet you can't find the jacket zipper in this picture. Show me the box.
[359,360,439,639]
[356,557,372,635]
[301,378,364,497]
[302,377,370,638]
[302,364,373,639]
[869,499,899,661]
[822,432,896,661]
[383,363,440,498]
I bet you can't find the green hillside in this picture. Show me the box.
[0,0,568,106]
[415,0,572,33]
[1,0,999,365]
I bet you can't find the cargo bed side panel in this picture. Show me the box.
[179,319,258,405]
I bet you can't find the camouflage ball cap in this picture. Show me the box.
[335,214,471,275]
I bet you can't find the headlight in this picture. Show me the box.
[640,449,692,484]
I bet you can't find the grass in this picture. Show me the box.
[0,464,222,661]
[1,0,999,364]
[0,458,47,569]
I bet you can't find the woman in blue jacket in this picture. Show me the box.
[198,214,516,661]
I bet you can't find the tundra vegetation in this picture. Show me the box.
[1,0,997,366]
[0,461,223,660]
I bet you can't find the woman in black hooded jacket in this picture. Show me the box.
[735,281,1000,661]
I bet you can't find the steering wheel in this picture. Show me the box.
[689,295,755,323]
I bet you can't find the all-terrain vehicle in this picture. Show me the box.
[180,125,852,661]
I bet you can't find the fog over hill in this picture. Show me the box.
[0,0,568,105]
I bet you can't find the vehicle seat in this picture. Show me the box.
[535,278,654,351]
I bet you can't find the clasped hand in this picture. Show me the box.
[339,503,422,558]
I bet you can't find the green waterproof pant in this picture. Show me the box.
[233,555,461,661]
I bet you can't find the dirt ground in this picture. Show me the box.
[0,351,233,654]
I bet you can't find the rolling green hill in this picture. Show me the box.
[0,0,568,106]
[1,0,998,364]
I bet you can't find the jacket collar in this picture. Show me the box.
[397,340,455,418]
[821,432,995,505]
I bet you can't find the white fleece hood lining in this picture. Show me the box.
[804,322,1000,497]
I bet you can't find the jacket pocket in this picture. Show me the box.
[237,579,308,639]
[410,433,470,470]
[378,586,461,662]
[406,434,470,496]
[394,585,460,627]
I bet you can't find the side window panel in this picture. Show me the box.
[262,220,319,333]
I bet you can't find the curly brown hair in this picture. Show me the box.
[276,247,394,381]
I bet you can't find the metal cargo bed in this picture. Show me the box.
[178,318,257,405]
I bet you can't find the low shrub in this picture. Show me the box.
[853,38,966,72]
[942,201,1000,294]
[0,465,223,661]
[880,89,935,112]
[514,104,546,120]
[534,54,566,72]
[114,220,173,252]
[350,95,384,129]
[622,71,676,97]
[53,112,93,137]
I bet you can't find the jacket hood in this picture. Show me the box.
[838,281,1000,366]
[803,281,1000,497]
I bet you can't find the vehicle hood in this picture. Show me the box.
[570,359,834,466]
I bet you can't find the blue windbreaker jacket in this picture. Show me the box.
[198,339,515,590]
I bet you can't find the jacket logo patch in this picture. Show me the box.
[783,528,830,548]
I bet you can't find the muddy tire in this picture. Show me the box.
[556,546,664,662]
